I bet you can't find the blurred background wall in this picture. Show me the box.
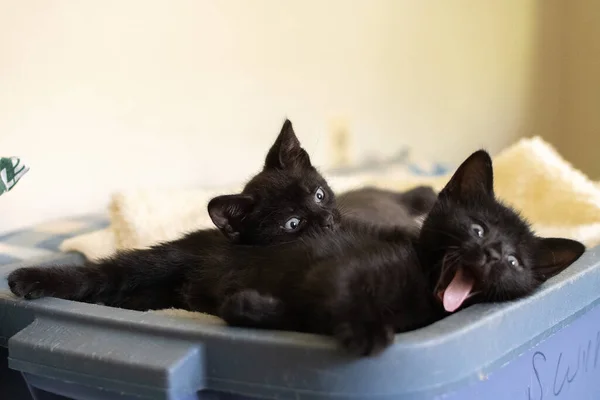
[0,0,598,232]
[548,1,600,178]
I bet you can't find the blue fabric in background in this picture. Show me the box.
[0,215,109,265]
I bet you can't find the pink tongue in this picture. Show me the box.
[442,268,475,313]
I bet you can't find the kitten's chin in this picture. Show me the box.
[436,267,476,313]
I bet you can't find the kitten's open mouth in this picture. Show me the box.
[437,268,477,313]
[435,253,479,313]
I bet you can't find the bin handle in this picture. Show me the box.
[8,317,205,398]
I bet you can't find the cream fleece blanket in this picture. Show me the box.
[59,136,600,320]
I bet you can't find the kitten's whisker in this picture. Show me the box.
[433,248,464,295]
[434,252,456,294]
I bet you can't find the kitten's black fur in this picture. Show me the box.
[338,185,437,235]
[8,150,585,356]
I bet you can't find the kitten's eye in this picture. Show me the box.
[507,255,520,268]
[283,217,302,232]
[471,223,485,238]
[314,187,325,203]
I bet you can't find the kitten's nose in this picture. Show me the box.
[485,247,501,262]
[463,248,486,268]
[322,214,335,230]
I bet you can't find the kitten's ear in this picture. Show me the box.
[264,119,312,170]
[208,194,255,241]
[440,150,494,201]
[534,238,585,280]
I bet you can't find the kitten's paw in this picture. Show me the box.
[334,321,394,356]
[220,289,285,328]
[7,267,50,300]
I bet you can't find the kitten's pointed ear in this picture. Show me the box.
[534,238,585,280]
[208,194,255,241]
[440,150,494,201]
[264,119,312,170]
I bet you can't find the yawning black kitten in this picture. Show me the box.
[418,150,585,312]
[218,150,585,354]
[208,119,339,245]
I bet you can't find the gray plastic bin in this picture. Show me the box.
[2,247,600,400]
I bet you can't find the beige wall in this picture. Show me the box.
[552,1,600,178]
[0,1,589,232]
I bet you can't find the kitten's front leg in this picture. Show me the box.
[329,289,395,356]
[333,320,394,357]
[9,266,99,301]
[8,267,55,300]
[219,289,289,330]
[8,245,188,309]
[305,245,403,356]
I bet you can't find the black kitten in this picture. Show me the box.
[208,119,339,245]
[6,119,339,312]
[219,150,585,353]
[418,150,586,312]
[211,119,435,242]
